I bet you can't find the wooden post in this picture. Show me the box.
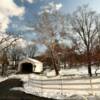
[89,77,94,95]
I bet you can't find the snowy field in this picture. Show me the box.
[22,66,100,100]
[23,75,100,99]
[1,66,100,100]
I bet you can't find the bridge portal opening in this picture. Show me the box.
[21,62,33,73]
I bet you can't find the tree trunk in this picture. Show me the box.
[1,64,7,76]
[50,48,59,76]
[1,64,5,76]
[87,47,92,77]
[64,52,67,69]
[88,63,92,77]
[64,61,66,69]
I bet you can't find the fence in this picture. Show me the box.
[27,76,100,96]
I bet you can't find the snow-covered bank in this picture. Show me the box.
[23,82,100,100]
[0,73,100,100]
[0,66,100,100]
[0,76,8,82]
[16,71,99,100]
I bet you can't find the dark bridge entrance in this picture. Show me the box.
[21,63,33,73]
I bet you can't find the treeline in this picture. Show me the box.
[36,42,100,69]
[0,32,37,76]
[1,4,100,77]
[33,4,100,77]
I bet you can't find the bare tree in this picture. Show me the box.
[33,2,73,75]
[25,44,37,58]
[34,11,62,75]
[69,5,100,77]
[0,31,21,76]
[9,45,25,70]
[0,49,9,76]
[0,32,21,51]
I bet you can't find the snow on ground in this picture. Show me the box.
[0,74,30,84]
[22,67,100,100]
[1,66,100,99]
[59,66,100,76]
[20,74,100,99]
[8,74,29,82]
[0,76,8,82]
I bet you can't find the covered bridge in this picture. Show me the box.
[18,58,43,73]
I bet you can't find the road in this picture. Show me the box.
[0,78,55,100]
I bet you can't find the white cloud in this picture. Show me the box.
[0,0,25,32]
[0,32,28,49]
[21,0,35,4]
[48,2,62,11]
[39,2,62,14]
[26,0,34,3]
[55,3,62,10]
[18,25,34,31]
[15,38,28,48]
[0,12,10,32]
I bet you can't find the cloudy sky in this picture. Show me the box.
[1,0,100,41]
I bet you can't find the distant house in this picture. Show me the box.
[18,58,43,73]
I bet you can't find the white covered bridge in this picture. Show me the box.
[18,58,43,73]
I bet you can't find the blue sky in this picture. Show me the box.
[59,0,100,13]
[4,0,100,41]
[0,0,98,54]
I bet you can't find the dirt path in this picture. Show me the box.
[0,78,55,100]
